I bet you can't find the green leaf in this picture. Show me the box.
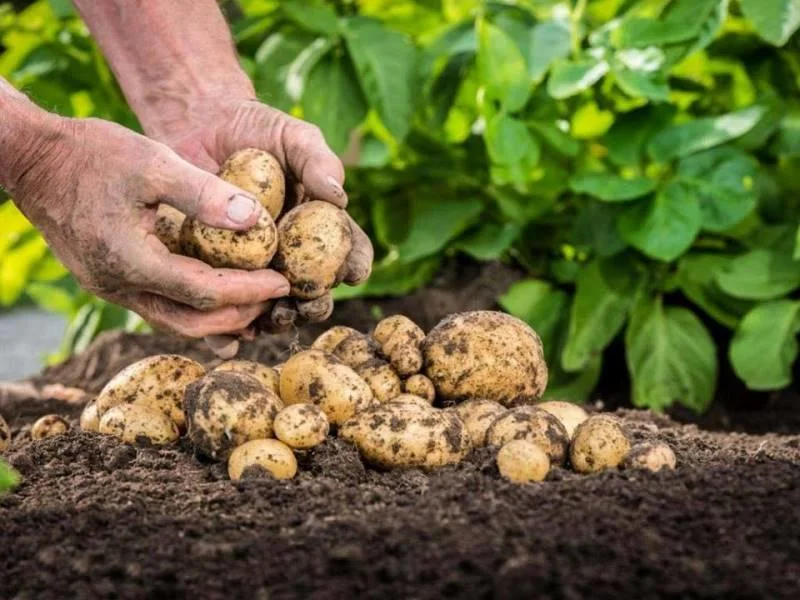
[396,196,484,263]
[455,222,521,261]
[795,225,800,260]
[332,256,440,300]
[569,172,656,202]
[739,0,800,46]
[281,0,339,35]
[484,114,540,183]
[527,19,572,84]
[604,105,676,167]
[343,17,417,141]
[716,249,800,300]
[730,300,800,390]
[25,282,74,314]
[302,54,368,154]
[47,0,75,19]
[618,0,722,47]
[626,295,718,412]
[284,36,335,104]
[254,32,316,112]
[370,195,410,248]
[647,106,766,163]
[529,121,580,157]
[30,253,68,282]
[0,460,21,494]
[499,279,568,358]
[772,104,800,157]
[613,66,669,101]
[477,19,530,112]
[547,58,609,100]
[618,181,702,262]
[676,253,753,328]
[544,355,602,403]
[572,201,628,258]
[0,236,49,306]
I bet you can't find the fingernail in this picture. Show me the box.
[277,281,291,296]
[326,176,345,198]
[227,194,258,224]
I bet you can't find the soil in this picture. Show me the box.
[1,261,799,599]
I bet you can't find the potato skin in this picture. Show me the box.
[219,148,285,219]
[31,415,70,440]
[621,442,676,472]
[96,355,206,431]
[355,359,403,403]
[423,311,548,406]
[454,399,507,448]
[279,350,375,425]
[311,326,361,353]
[154,204,186,254]
[374,315,425,377]
[184,371,284,460]
[214,360,280,396]
[273,404,330,449]
[228,439,297,481]
[497,440,550,483]
[99,404,179,446]
[535,401,588,439]
[388,393,433,408]
[331,333,380,369]
[273,201,353,299]
[0,413,10,453]
[296,294,334,323]
[181,210,278,270]
[485,407,569,466]
[80,401,100,432]
[570,416,630,474]
[404,374,435,402]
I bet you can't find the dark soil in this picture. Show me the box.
[2,261,799,599]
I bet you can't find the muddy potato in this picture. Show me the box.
[388,393,433,408]
[296,294,334,323]
[214,360,280,396]
[154,204,186,254]
[622,442,676,472]
[311,326,361,353]
[96,355,205,430]
[184,371,284,460]
[0,413,10,453]
[279,350,374,425]
[373,315,425,377]
[454,399,507,448]
[536,401,588,439]
[31,415,70,440]
[570,415,631,474]
[423,311,548,406]
[403,374,435,403]
[485,407,569,466]
[340,402,469,469]
[99,404,179,446]
[331,333,380,369]
[497,440,551,483]
[273,201,353,300]
[181,210,278,270]
[273,404,329,449]
[219,148,285,219]
[228,439,297,481]
[80,401,100,432]
[355,359,403,402]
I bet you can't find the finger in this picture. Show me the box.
[340,214,374,285]
[282,122,348,207]
[296,293,334,323]
[204,335,240,359]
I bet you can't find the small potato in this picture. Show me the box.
[219,148,285,219]
[331,333,380,369]
[497,440,550,483]
[311,326,361,353]
[388,393,433,408]
[279,350,375,425]
[80,401,100,432]
[485,407,569,466]
[214,360,280,396]
[184,371,284,460]
[181,210,278,270]
[373,315,425,377]
[154,204,186,254]
[454,399,507,448]
[0,413,10,453]
[31,415,70,440]
[99,404,179,446]
[297,294,334,323]
[570,415,631,474]
[622,442,676,472]
[228,439,298,481]
[535,400,588,439]
[423,311,548,406]
[340,402,469,469]
[273,201,353,300]
[96,355,206,431]
[355,359,402,402]
[273,404,330,449]
[404,374,435,402]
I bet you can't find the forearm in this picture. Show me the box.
[73,0,255,142]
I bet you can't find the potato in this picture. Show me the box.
[496,440,550,483]
[154,204,186,254]
[273,404,329,449]
[31,415,70,440]
[454,399,506,448]
[99,404,179,446]
[570,415,631,474]
[214,360,280,396]
[354,359,402,402]
[273,201,353,300]
[535,400,588,439]
[388,393,433,408]
[96,355,205,431]
[331,333,380,369]
[219,148,285,219]
[279,350,375,425]
[297,294,334,322]
[373,315,424,377]
[485,407,569,466]
[340,402,469,469]
[423,311,548,406]
[184,371,284,460]
[80,401,100,432]
[0,413,10,453]
[311,326,361,353]
[228,439,297,481]
[404,374,435,403]
[622,442,676,472]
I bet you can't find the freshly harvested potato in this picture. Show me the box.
[535,401,588,439]
[273,201,353,300]
[387,393,433,408]
[31,415,70,440]
[311,326,360,353]
[340,402,469,469]
[154,204,186,254]
[373,315,424,377]
[0,413,10,453]
[485,407,569,466]
[80,401,100,432]
[331,333,380,369]
[96,355,205,430]
[214,360,280,396]
[355,359,402,402]
[570,415,631,474]
[279,350,374,425]
[622,442,676,472]
[454,399,506,448]
[297,294,334,322]
[218,148,285,219]
[99,404,179,446]
[423,311,548,406]
[273,404,329,449]
[181,210,278,270]
[404,374,435,402]
[228,439,297,481]
[496,440,550,483]
[184,371,284,460]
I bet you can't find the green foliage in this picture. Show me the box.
[0,458,20,493]
[1,0,799,412]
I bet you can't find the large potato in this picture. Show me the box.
[219,148,285,219]
[181,210,278,270]
[31,415,70,440]
[273,404,330,449]
[184,371,284,460]
[373,315,425,376]
[311,326,361,353]
[535,401,588,439]
[496,440,550,483]
[214,360,280,396]
[340,402,469,469]
[0,413,10,453]
[99,404,179,446]
[279,350,375,425]
[423,311,548,406]
[485,406,569,466]
[228,439,297,481]
[354,359,402,402]
[96,355,206,430]
[570,415,630,474]
[154,204,186,254]
[272,201,353,300]
[454,399,507,448]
